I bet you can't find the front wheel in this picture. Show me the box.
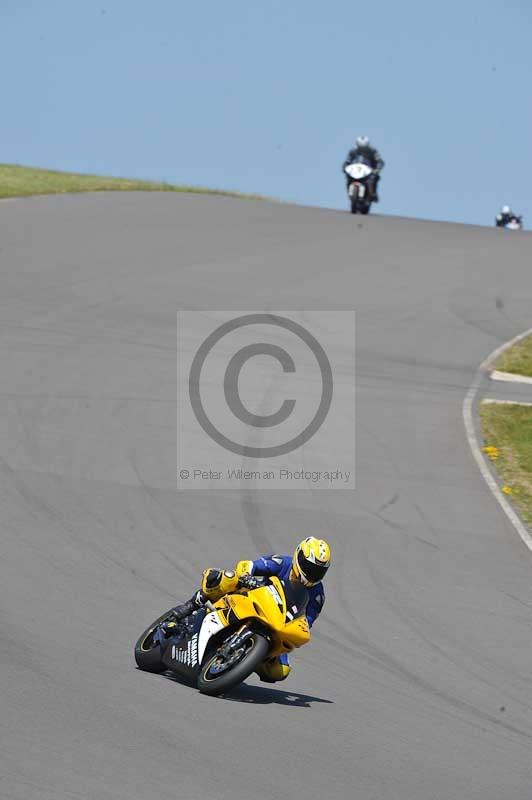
[350,195,371,215]
[197,631,269,696]
[134,608,177,673]
[349,188,359,214]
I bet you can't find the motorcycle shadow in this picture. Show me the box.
[220,682,334,707]
[157,671,332,706]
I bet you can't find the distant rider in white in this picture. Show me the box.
[495,205,523,229]
[343,135,385,202]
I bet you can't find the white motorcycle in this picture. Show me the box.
[344,160,376,214]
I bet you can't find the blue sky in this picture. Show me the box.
[2,0,531,225]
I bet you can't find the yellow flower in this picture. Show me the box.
[483,445,499,460]
[502,485,513,495]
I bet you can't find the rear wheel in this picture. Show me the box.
[197,631,269,696]
[134,608,176,673]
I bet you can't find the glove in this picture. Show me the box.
[238,573,261,590]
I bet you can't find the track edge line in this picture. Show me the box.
[463,327,532,553]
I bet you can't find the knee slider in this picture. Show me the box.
[257,656,291,683]
[274,663,291,681]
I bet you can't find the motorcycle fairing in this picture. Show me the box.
[280,579,309,623]
[216,576,311,658]
[161,608,206,679]
[198,609,227,662]
[345,162,372,180]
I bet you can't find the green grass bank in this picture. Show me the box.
[480,402,532,525]
[0,163,270,201]
[494,335,532,378]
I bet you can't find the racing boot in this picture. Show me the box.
[371,175,380,203]
[160,590,206,637]
[171,590,206,621]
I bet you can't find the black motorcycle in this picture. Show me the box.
[344,158,376,214]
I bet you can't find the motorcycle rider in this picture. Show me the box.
[343,135,384,202]
[495,205,522,228]
[163,536,331,683]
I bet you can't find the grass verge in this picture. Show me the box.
[493,334,532,377]
[480,402,532,524]
[0,163,271,201]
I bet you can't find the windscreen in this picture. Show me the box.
[280,580,309,621]
[353,154,372,167]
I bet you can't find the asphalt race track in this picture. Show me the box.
[2,193,532,800]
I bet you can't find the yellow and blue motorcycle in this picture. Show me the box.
[134,575,310,695]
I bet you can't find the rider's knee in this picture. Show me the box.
[273,661,291,681]
[256,655,291,682]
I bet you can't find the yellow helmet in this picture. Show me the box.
[292,537,331,586]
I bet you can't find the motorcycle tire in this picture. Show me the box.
[197,631,269,696]
[134,608,177,673]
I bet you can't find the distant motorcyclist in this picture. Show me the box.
[162,537,331,683]
[495,205,523,229]
[343,135,384,202]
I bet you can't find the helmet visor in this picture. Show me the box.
[297,549,328,583]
